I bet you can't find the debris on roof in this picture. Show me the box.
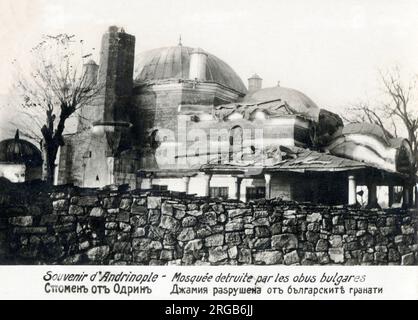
[201,145,387,173]
[212,99,311,122]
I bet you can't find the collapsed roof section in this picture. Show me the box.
[201,145,378,171]
[242,86,321,121]
[325,123,415,174]
[199,145,411,184]
[212,98,310,122]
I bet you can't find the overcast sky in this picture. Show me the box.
[1,0,418,138]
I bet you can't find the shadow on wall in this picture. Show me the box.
[132,87,159,169]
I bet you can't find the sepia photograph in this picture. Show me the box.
[0,0,417,274]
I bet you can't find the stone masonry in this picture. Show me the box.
[0,182,417,265]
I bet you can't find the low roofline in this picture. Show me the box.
[138,165,412,180]
[137,169,200,178]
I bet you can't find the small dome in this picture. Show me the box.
[242,86,320,121]
[248,73,262,80]
[0,131,42,167]
[108,25,119,33]
[84,59,97,65]
[134,46,247,94]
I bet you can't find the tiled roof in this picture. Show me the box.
[265,149,376,172]
[200,146,392,173]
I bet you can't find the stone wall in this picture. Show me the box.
[0,182,417,265]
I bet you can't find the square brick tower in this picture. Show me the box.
[78,25,136,130]
[60,26,137,187]
[97,25,136,124]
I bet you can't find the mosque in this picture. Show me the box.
[1,26,416,208]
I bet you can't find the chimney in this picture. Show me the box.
[82,59,99,86]
[248,73,262,92]
[189,48,208,81]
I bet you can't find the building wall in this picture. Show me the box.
[131,85,313,172]
[25,166,42,182]
[113,152,141,188]
[56,137,75,185]
[239,178,265,202]
[149,178,185,193]
[188,176,208,197]
[149,175,239,198]
[82,141,114,188]
[58,132,106,186]
[132,86,182,138]
[131,82,241,144]
[145,175,268,201]
[59,131,140,188]
[271,174,293,201]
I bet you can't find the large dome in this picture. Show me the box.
[242,86,320,121]
[134,45,247,94]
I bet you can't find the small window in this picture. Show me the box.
[210,187,229,199]
[246,186,266,201]
[152,184,168,191]
[83,151,92,158]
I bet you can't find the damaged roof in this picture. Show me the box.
[265,148,378,172]
[341,123,395,145]
[200,146,397,174]
[242,86,320,121]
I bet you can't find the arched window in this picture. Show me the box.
[229,125,243,162]
[149,129,160,149]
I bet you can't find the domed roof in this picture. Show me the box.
[134,46,247,94]
[84,59,97,65]
[341,123,393,143]
[0,131,42,167]
[242,86,320,121]
[248,73,262,80]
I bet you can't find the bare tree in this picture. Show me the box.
[12,34,101,184]
[380,67,418,158]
